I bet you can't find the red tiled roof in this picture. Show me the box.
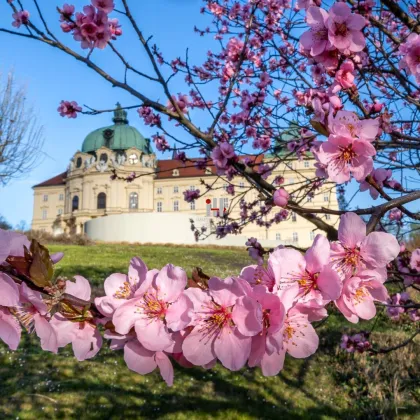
[33,171,67,188]
[156,156,264,179]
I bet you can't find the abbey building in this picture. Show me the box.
[32,105,339,247]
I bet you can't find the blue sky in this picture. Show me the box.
[0,0,214,226]
[0,0,416,227]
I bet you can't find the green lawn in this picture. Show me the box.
[0,244,418,419]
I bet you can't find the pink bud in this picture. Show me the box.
[399,242,406,253]
[273,188,289,207]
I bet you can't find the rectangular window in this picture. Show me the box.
[307,196,312,202]
[304,161,310,168]
[42,209,47,220]
[189,186,195,191]
[239,182,245,189]
[190,201,195,210]
[43,195,48,202]
[276,233,281,241]
[174,186,179,193]
[174,201,179,212]
[288,178,294,184]
[206,201,211,217]
[59,193,64,201]
[310,231,315,240]
[58,208,63,215]
[157,187,162,194]
[326,213,331,220]
[157,202,162,212]
[223,184,228,191]
[222,198,229,210]
[213,198,218,217]
[293,232,298,243]
[324,193,329,202]
[292,212,297,222]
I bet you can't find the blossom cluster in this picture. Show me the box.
[0,211,412,386]
[340,331,371,353]
[58,0,121,50]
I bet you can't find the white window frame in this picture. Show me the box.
[173,186,179,193]
[174,200,179,212]
[42,209,47,220]
[157,187,162,195]
[293,232,298,243]
[276,233,281,241]
[190,201,195,210]
[43,194,48,202]
[324,193,329,202]
[59,193,64,201]
[304,161,310,168]
[157,202,162,212]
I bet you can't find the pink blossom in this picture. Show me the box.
[335,60,355,89]
[92,0,115,14]
[167,94,190,114]
[336,270,389,323]
[410,249,420,271]
[273,188,289,207]
[211,142,236,170]
[272,235,342,304]
[331,212,400,279]
[58,100,82,118]
[247,285,286,376]
[328,111,379,142]
[316,135,375,184]
[16,283,57,353]
[182,277,262,371]
[300,7,331,56]
[113,264,191,352]
[399,34,420,84]
[359,168,392,199]
[12,10,30,28]
[388,208,403,222]
[327,3,366,53]
[95,257,149,317]
[59,4,75,21]
[51,276,102,361]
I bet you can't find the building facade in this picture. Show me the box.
[32,106,339,247]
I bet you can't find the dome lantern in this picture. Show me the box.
[112,102,129,125]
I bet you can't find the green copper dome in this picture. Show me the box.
[81,104,152,154]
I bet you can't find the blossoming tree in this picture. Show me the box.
[0,0,419,385]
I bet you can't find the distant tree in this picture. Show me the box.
[0,214,12,230]
[14,219,28,232]
[0,71,44,186]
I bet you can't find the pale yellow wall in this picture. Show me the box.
[32,150,339,247]
[32,185,66,233]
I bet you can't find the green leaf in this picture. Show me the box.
[28,240,54,288]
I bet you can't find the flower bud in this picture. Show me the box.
[273,188,289,207]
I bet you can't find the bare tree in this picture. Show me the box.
[0,71,44,185]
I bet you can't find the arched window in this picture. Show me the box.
[72,195,79,211]
[129,192,138,209]
[97,192,106,209]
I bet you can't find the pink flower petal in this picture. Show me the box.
[33,314,58,353]
[112,297,144,335]
[155,264,187,303]
[182,326,216,366]
[73,324,102,361]
[214,327,251,371]
[248,331,266,367]
[232,296,263,337]
[128,256,148,287]
[65,276,91,301]
[0,273,20,307]
[166,293,192,331]
[338,212,366,248]
[285,315,319,358]
[353,296,376,320]
[104,273,129,297]
[317,267,342,301]
[135,318,174,352]
[361,232,400,268]
[155,352,174,386]
[208,276,244,307]
[305,234,330,273]
[124,339,157,374]
[261,348,286,376]
[0,307,21,350]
